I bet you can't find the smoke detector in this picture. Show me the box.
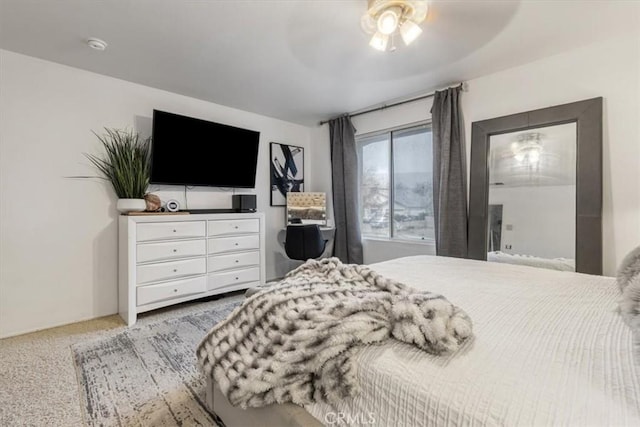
[87,38,108,51]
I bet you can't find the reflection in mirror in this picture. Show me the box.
[287,192,327,225]
[486,123,576,271]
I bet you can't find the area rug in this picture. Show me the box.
[72,298,242,426]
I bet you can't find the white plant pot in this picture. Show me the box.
[117,198,146,213]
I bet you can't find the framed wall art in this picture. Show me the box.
[270,142,304,206]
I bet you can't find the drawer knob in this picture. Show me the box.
[173,229,177,233]
[235,260,239,263]
[173,269,178,272]
[235,277,239,280]
[173,249,177,253]
[174,289,178,293]
[234,226,239,229]
[235,243,239,246]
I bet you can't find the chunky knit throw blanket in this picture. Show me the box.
[618,245,640,360]
[197,258,473,408]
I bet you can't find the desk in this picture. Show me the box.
[278,226,336,259]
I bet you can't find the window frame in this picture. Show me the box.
[356,120,434,244]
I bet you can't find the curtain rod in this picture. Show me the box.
[319,82,465,126]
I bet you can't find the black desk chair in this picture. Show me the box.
[285,224,328,261]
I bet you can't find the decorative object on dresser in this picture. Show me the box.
[84,128,151,213]
[232,194,257,212]
[270,142,304,206]
[119,212,266,326]
[144,193,161,211]
[165,199,180,212]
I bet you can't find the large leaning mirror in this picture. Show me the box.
[468,98,603,275]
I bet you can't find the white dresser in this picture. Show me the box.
[118,212,265,326]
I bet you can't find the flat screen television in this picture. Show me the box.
[150,110,260,188]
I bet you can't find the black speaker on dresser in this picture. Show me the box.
[232,194,257,212]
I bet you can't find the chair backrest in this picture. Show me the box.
[285,224,327,261]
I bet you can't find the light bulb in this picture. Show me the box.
[529,150,540,163]
[361,13,377,34]
[369,32,389,51]
[400,20,423,45]
[412,1,429,23]
[377,8,400,35]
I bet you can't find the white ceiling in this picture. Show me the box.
[0,1,637,125]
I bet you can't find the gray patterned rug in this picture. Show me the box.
[72,298,241,426]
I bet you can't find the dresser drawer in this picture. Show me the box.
[137,221,205,242]
[137,276,206,306]
[208,251,260,272]
[136,258,206,285]
[208,267,260,291]
[137,239,206,264]
[208,219,259,236]
[208,235,259,254]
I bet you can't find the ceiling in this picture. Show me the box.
[0,1,637,126]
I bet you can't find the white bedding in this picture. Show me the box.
[305,256,640,426]
[488,251,575,271]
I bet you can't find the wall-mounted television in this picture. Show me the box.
[150,110,260,188]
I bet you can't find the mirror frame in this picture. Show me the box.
[468,98,603,275]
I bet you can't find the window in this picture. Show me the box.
[357,124,434,241]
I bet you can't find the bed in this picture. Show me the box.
[205,255,640,426]
[487,250,576,272]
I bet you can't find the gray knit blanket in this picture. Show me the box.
[197,258,472,408]
[617,245,640,360]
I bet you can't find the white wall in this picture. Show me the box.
[488,185,576,259]
[311,31,640,274]
[309,125,333,222]
[0,50,312,338]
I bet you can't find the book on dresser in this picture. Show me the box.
[118,212,266,326]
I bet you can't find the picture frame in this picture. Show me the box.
[270,142,304,206]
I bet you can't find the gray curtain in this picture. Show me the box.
[431,86,468,258]
[329,116,363,264]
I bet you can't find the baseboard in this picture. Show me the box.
[0,312,122,340]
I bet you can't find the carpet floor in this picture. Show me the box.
[0,293,244,426]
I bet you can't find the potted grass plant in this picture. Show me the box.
[85,128,151,213]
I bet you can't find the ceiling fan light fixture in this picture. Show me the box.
[361,13,377,34]
[400,19,422,45]
[377,7,401,35]
[412,1,429,22]
[369,32,389,51]
[361,0,429,51]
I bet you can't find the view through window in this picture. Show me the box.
[358,125,434,241]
